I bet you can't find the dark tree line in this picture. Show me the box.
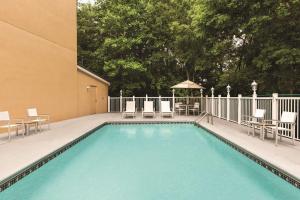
[78,0,300,96]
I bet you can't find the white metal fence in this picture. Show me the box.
[107,93,300,140]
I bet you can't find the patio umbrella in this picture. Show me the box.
[171,80,205,89]
[171,80,205,105]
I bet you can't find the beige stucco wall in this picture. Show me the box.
[0,0,108,124]
[77,70,109,116]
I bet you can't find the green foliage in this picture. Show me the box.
[78,0,300,96]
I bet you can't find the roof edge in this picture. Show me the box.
[77,65,110,86]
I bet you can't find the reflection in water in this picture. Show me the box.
[159,127,173,139]
[143,127,154,138]
[120,126,137,138]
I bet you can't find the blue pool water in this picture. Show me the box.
[1,124,300,200]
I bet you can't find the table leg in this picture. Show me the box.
[25,124,28,135]
[35,123,38,133]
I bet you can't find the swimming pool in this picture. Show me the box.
[1,123,300,199]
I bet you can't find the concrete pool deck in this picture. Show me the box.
[0,113,300,183]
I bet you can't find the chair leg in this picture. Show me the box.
[8,127,11,141]
[292,128,295,145]
[16,126,19,136]
[247,124,250,135]
[22,125,25,137]
[275,129,278,146]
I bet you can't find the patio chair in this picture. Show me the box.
[0,111,24,142]
[122,101,136,118]
[160,101,173,118]
[175,102,185,115]
[242,109,266,136]
[142,101,155,118]
[263,111,297,146]
[189,102,200,115]
[27,108,50,131]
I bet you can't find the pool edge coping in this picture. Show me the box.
[0,120,299,192]
[195,122,300,189]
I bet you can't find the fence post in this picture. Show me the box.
[120,90,123,112]
[238,94,242,124]
[226,85,230,121]
[205,95,208,113]
[272,93,278,124]
[211,87,215,115]
[146,94,148,101]
[200,88,203,111]
[218,95,221,118]
[107,96,110,113]
[159,95,162,112]
[251,81,257,115]
[172,89,175,113]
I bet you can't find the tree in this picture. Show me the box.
[78,0,300,96]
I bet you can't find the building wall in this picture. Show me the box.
[0,0,108,123]
[77,70,109,116]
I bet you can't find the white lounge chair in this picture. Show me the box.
[189,102,200,115]
[160,101,173,118]
[27,108,50,131]
[122,101,136,118]
[142,101,155,118]
[0,111,24,142]
[242,109,266,136]
[263,111,297,146]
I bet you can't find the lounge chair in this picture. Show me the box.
[263,111,297,145]
[242,109,266,136]
[175,102,185,115]
[142,101,155,118]
[189,102,200,115]
[122,101,136,118]
[160,101,173,118]
[27,108,50,131]
[0,111,24,142]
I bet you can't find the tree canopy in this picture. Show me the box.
[77,0,300,96]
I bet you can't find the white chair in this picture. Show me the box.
[175,102,185,115]
[122,101,136,118]
[0,111,24,142]
[242,109,266,136]
[264,112,297,146]
[27,108,50,131]
[189,102,200,115]
[160,101,173,118]
[142,101,155,118]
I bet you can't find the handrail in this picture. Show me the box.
[195,111,214,125]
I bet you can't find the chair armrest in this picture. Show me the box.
[37,115,50,120]
[38,114,49,117]
[277,122,296,125]
[242,115,259,121]
[263,119,278,122]
[11,118,24,124]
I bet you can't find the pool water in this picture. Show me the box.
[1,124,300,200]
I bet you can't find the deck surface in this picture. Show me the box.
[0,113,299,182]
